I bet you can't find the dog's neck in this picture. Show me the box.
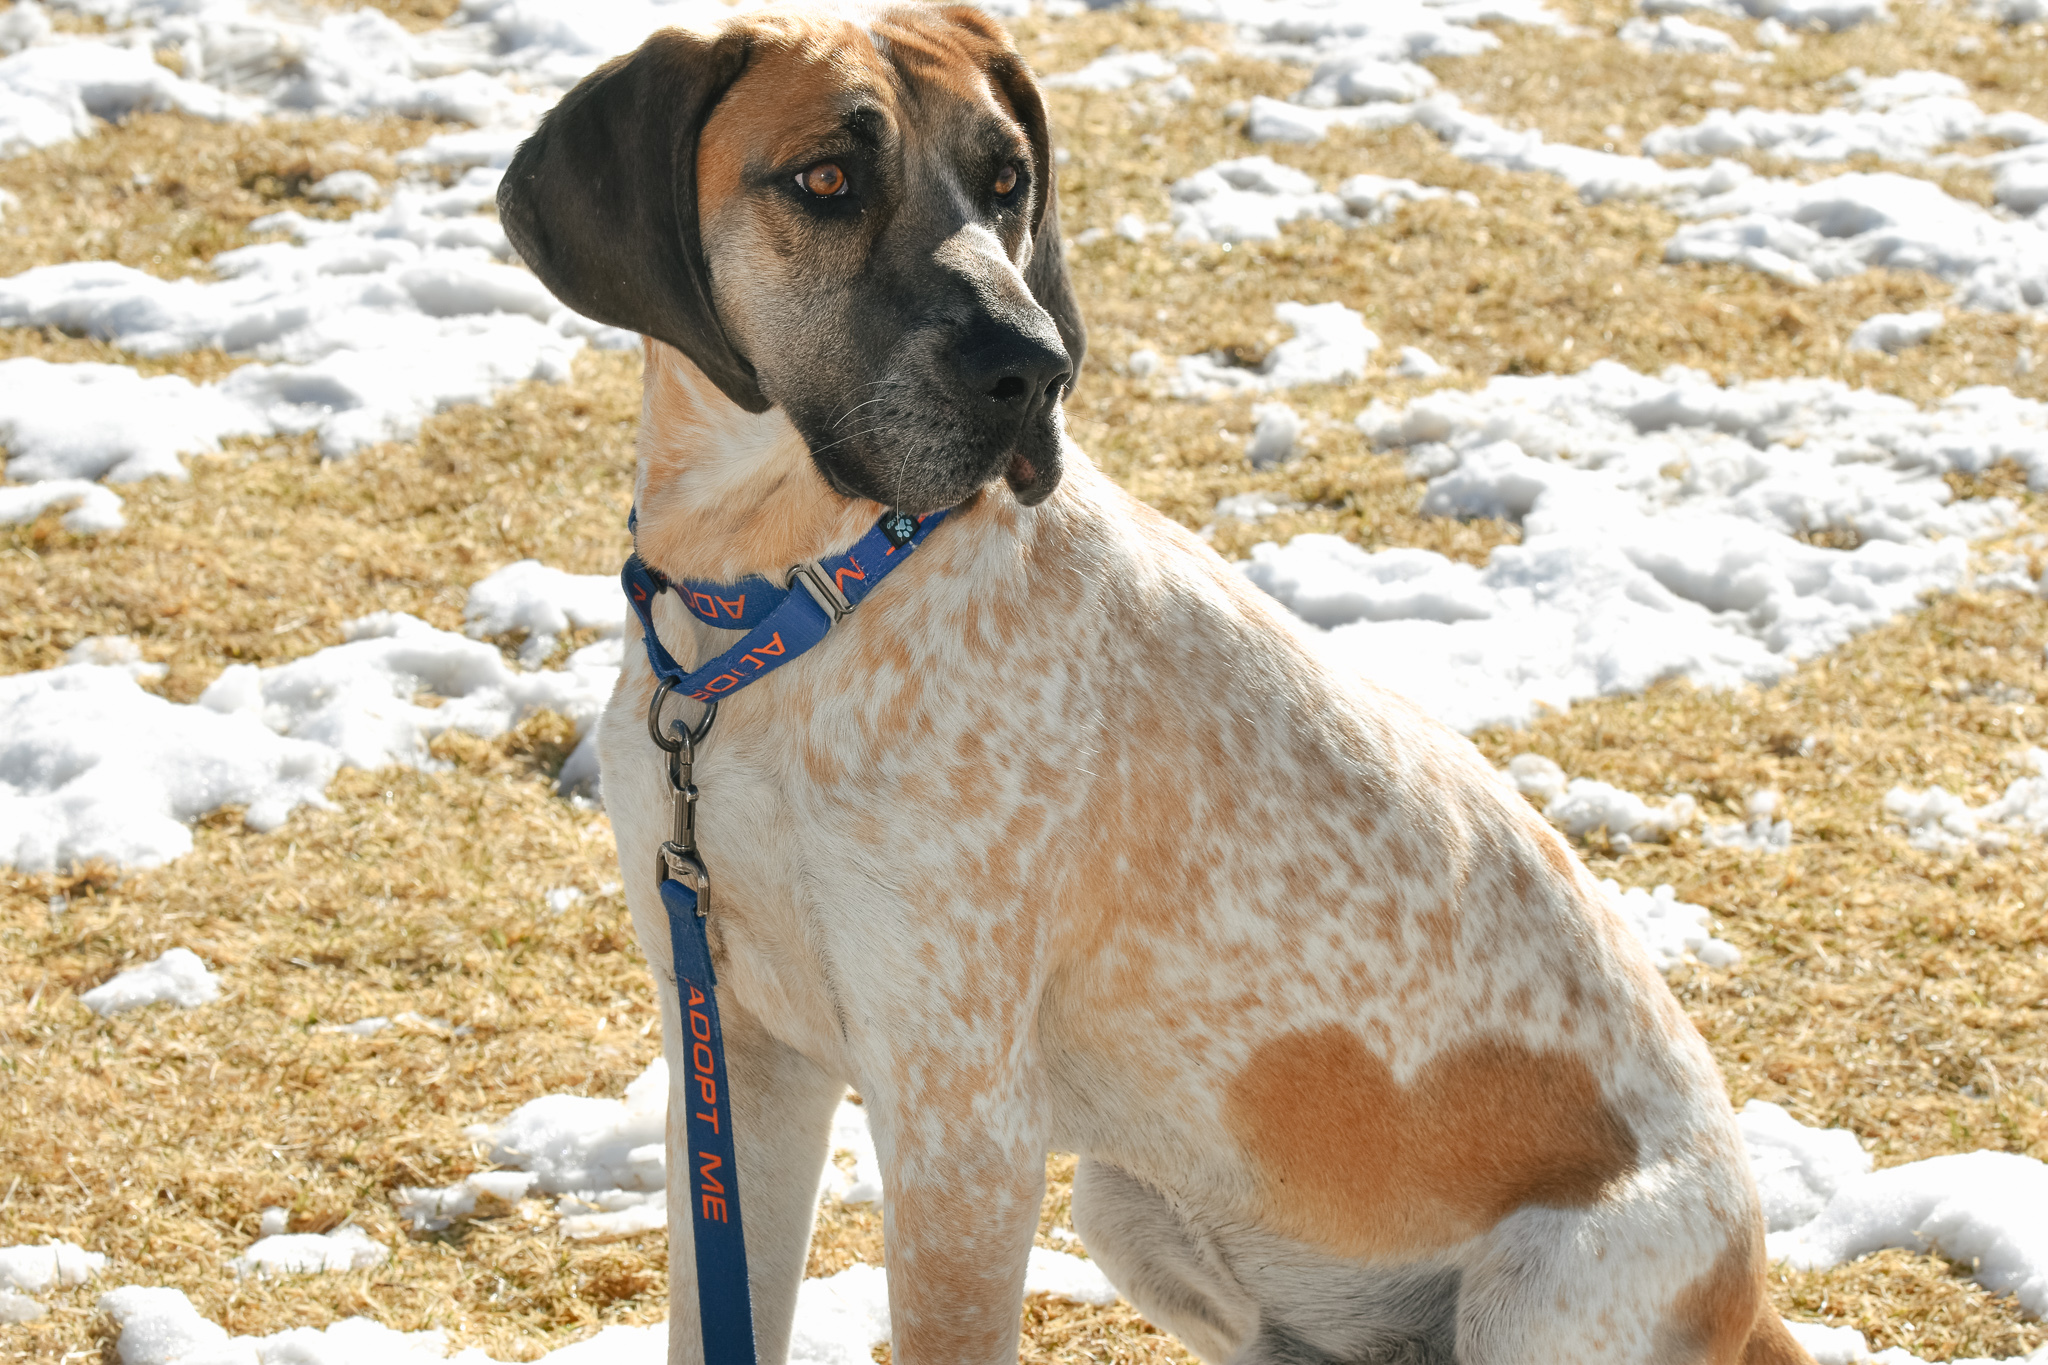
[631,339,888,584]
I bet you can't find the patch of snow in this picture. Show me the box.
[1158,0,1549,67]
[0,1289,45,1322]
[1336,172,1475,224]
[470,1057,668,1195]
[1847,309,1942,354]
[544,885,584,913]
[0,477,125,533]
[1884,748,2048,853]
[1619,15,1741,51]
[319,1016,394,1036]
[1172,301,1378,397]
[1245,401,1303,467]
[1736,1106,2048,1361]
[0,171,606,464]
[1996,160,2048,215]
[78,947,222,1016]
[1558,781,1697,845]
[1501,754,1702,847]
[1163,152,1473,243]
[1642,70,2048,166]
[1168,155,1349,243]
[1024,1247,1120,1305]
[258,1208,288,1237]
[1042,49,1177,90]
[1741,1099,1874,1231]
[1640,0,1890,34]
[4,604,618,872]
[1603,879,1740,970]
[556,1188,666,1241]
[1298,52,1437,106]
[0,1241,106,1292]
[1236,361,2039,733]
[1667,171,2048,311]
[1213,491,1291,522]
[305,169,383,204]
[821,1098,883,1206]
[394,1170,538,1231]
[1250,91,1760,205]
[1703,789,1795,850]
[232,1226,388,1277]
[198,612,617,772]
[317,1009,466,1038]
[464,560,624,666]
[0,358,265,484]
[1393,345,1448,378]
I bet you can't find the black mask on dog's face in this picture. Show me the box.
[497,6,1086,515]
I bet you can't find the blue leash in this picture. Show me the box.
[625,506,948,1365]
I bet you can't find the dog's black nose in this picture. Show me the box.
[961,331,1070,406]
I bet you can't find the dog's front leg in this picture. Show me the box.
[867,1076,1047,1365]
[661,982,843,1365]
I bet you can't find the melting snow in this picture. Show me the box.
[231,1226,388,1277]
[1639,0,1890,33]
[393,1171,537,1232]
[1643,68,2048,168]
[0,1241,104,1324]
[1235,361,2039,733]
[1170,300,1378,397]
[1667,171,2048,310]
[1846,309,1943,354]
[78,948,222,1015]
[463,559,625,665]
[1702,789,1795,851]
[0,1241,106,1292]
[2,602,618,872]
[1619,15,1743,52]
[1884,749,2048,854]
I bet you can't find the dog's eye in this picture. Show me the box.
[994,164,1019,197]
[800,162,848,197]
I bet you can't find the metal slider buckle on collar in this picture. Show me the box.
[787,559,855,624]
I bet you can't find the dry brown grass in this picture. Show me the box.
[4,2,2048,1361]
[0,111,454,283]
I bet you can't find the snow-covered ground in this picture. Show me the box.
[1237,360,2041,733]
[1,601,619,872]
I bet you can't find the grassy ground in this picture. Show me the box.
[3,1,2046,1361]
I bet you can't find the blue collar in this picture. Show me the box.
[621,506,949,704]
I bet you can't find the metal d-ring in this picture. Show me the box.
[647,680,717,758]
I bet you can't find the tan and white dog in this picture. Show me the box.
[497,6,1814,1362]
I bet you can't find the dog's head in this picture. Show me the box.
[498,3,1085,516]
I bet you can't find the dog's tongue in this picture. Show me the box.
[1004,450,1037,493]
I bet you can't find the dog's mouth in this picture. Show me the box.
[1004,449,1038,494]
[804,426,1061,514]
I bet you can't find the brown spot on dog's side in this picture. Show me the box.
[1225,1026,1636,1257]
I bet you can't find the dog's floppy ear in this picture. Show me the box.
[988,51,1088,391]
[497,28,770,414]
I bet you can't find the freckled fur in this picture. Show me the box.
[550,5,1816,1364]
